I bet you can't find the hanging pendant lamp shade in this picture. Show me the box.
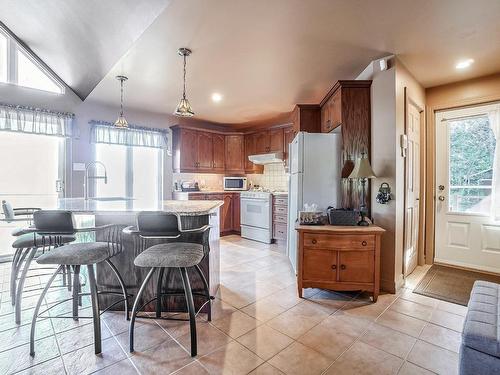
[174,48,195,117]
[114,75,129,127]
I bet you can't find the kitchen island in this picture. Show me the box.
[56,198,222,312]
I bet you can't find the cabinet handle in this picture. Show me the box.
[331,265,337,270]
[362,241,367,246]
[311,239,317,244]
[340,264,346,270]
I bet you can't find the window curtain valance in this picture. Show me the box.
[89,120,169,149]
[0,103,73,137]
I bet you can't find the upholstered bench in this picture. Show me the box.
[460,280,500,374]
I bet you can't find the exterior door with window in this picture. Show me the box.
[435,103,500,273]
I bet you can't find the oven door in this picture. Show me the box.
[240,198,270,229]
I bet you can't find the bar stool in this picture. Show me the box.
[2,200,76,324]
[126,211,212,357]
[28,210,130,356]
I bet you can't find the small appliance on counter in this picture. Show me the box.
[180,181,200,192]
[223,176,247,191]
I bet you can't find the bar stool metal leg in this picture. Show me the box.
[155,267,165,318]
[130,267,156,352]
[105,259,130,320]
[16,247,37,324]
[194,264,212,321]
[10,248,23,305]
[72,265,80,321]
[30,265,63,356]
[87,265,102,355]
[179,267,197,357]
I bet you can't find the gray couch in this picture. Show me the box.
[460,280,500,374]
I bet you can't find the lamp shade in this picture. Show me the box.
[348,155,376,179]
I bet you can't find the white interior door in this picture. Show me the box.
[404,99,422,276]
[435,103,500,273]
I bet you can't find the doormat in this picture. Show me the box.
[413,264,500,306]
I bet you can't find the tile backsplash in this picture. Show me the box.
[173,163,289,192]
[247,163,288,192]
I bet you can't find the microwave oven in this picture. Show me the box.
[223,177,247,191]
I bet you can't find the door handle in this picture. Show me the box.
[438,196,445,201]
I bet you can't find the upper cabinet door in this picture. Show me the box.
[330,89,342,129]
[283,126,295,169]
[212,134,225,172]
[269,128,284,153]
[197,132,213,170]
[179,129,198,170]
[225,135,244,173]
[255,131,270,154]
[321,100,331,133]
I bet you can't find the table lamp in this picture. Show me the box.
[348,153,376,226]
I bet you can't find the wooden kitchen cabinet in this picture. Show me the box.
[296,225,384,302]
[221,194,233,234]
[212,134,225,172]
[232,193,241,232]
[244,133,263,174]
[252,128,284,154]
[292,104,321,134]
[255,131,269,154]
[269,128,284,153]
[225,135,245,174]
[283,126,295,169]
[172,126,228,173]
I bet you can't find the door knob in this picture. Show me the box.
[311,239,317,244]
[340,264,346,270]
[438,185,445,191]
[438,196,445,201]
[331,265,337,270]
[361,241,367,246]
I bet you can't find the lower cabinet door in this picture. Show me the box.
[303,249,336,282]
[338,251,374,283]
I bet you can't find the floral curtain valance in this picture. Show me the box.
[89,120,169,149]
[0,103,73,137]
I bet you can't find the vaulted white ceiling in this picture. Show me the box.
[0,0,172,99]
[3,0,500,124]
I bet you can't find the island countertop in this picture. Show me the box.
[56,198,223,215]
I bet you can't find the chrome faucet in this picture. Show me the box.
[84,161,107,200]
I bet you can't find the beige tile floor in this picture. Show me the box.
[0,235,466,374]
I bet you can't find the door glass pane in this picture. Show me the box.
[95,144,126,198]
[0,132,62,257]
[448,116,496,214]
[133,146,161,210]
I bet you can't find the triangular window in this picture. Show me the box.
[0,27,64,94]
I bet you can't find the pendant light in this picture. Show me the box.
[114,75,128,127]
[174,47,195,117]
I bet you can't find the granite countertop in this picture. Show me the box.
[56,198,223,215]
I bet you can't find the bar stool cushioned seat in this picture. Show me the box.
[36,242,111,265]
[460,280,500,374]
[134,243,204,268]
[12,233,76,249]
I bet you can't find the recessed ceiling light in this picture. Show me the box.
[211,93,222,102]
[456,59,474,70]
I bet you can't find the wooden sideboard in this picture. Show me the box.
[296,224,385,302]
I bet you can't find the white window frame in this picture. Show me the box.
[0,26,65,94]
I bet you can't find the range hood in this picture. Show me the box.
[248,152,284,165]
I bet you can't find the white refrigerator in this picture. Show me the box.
[287,131,342,273]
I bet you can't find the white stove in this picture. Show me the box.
[240,191,272,243]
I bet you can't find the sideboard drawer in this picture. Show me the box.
[304,233,375,250]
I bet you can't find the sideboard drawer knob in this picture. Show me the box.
[311,239,317,244]
[340,264,346,270]
[331,264,337,270]
[362,241,367,246]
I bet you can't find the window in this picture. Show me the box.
[0,28,64,94]
[95,144,163,209]
[448,115,496,214]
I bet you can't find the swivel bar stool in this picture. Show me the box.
[126,211,212,357]
[28,210,130,356]
[2,200,76,324]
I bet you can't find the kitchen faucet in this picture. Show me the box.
[84,161,107,200]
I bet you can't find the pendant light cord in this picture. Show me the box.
[120,78,125,116]
[183,54,187,100]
